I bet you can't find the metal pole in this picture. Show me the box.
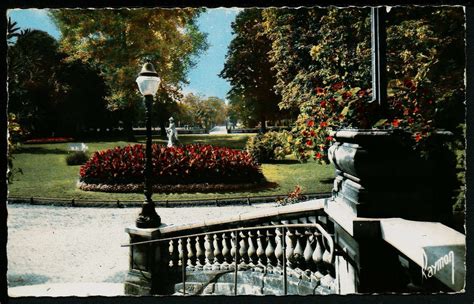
[136,95,161,228]
[144,94,154,203]
[234,231,239,296]
[182,243,186,296]
[282,226,287,295]
[371,7,388,114]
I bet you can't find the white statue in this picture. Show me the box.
[166,117,178,147]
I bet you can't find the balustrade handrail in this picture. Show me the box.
[122,223,333,251]
[124,200,339,295]
[124,222,336,296]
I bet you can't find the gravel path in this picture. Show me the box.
[7,203,275,289]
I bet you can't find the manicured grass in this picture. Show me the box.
[8,135,335,202]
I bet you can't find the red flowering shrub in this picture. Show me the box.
[25,137,74,144]
[291,83,377,163]
[291,78,461,163]
[79,144,264,185]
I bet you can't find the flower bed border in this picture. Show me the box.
[77,180,275,194]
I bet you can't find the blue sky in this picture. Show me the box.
[8,8,240,101]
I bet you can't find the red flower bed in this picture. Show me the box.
[25,137,74,144]
[79,144,264,185]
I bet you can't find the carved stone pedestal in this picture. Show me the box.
[328,129,454,222]
[124,226,171,295]
[326,129,457,293]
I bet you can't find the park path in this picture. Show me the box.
[209,125,227,134]
[7,203,274,296]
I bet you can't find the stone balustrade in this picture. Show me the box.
[124,200,338,295]
[164,221,336,292]
[124,196,465,295]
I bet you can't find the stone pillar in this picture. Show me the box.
[331,219,408,294]
[124,227,172,295]
[327,129,453,222]
[326,129,454,293]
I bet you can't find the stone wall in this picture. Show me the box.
[173,269,335,296]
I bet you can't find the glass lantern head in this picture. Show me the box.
[136,62,160,96]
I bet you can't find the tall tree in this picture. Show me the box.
[50,9,208,139]
[220,9,282,132]
[8,28,110,137]
[7,29,65,136]
[202,96,227,128]
[263,8,370,111]
[226,94,255,127]
[57,60,109,135]
[177,93,227,131]
[263,7,465,211]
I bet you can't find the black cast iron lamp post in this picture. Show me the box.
[135,62,161,228]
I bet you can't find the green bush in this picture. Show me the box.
[246,131,292,163]
[66,151,89,166]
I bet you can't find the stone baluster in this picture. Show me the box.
[239,231,248,269]
[212,233,222,271]
[221,233,231,270]
[322,235,333,265]
[203,234,214,271]
[169,239,179,268]
[313,234,324,277]
[256,229,266,267]
[307,217,320,274]
[282,220,295,268]
[274,227,283,270]
[177,238,185,267]
[303,228,315,272]
[298,217,311,262]
[313,234,323,264]
[195,236,204,270]
[265,228,276,268]
[186,237,195,270]
[247,230,257,267]
[230,231,238,270]
[168,240,174,267]
[293,223,304,270]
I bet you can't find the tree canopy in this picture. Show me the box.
[258,7,465,162]
[8,29,65,135]
[8,28,110,137]
[177,94,227,130]
[50,9,208,137]
[220,9,282,131]
[262,8,371,111]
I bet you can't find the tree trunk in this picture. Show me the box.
[159,119,167,137]
[123,116,136,142]
[259,116,267,133]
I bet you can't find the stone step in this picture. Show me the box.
[173,270,331,295]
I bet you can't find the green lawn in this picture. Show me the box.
[8,134,335,202]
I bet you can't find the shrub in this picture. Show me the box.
[79,144,264,185]
[7,113,26,183]
[66,151,89,166]
[245,131,292,163]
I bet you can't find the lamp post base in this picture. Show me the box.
[136,201,161,228]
